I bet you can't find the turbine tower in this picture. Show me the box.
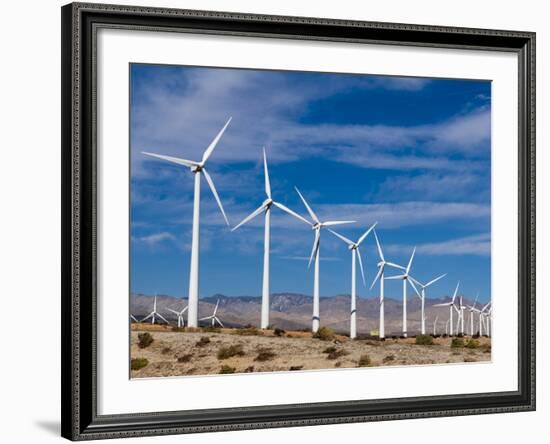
[455,295,467,336]
[410,273,446,335]
[199,299,224,327]
[370,230,405,339]
[232,149,310,329]
[141,295,168,325]
[433,315,439,336]
[385,248,419,338]
[433,282,460,337]
[142,118,232,327]
[467,293,479,336]
[328,222,377,339]
[168,303,188,328]
[292,188,355,333]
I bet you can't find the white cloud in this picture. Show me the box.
[386,233,491,257]
[133,231,176,246]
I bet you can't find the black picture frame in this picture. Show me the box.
[61,2,536,440]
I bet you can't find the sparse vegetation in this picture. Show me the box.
[465,339,480,349]
[195,336,211,347]
[217,344,245,360]
[131,358,149,370]
[415,334,434,345]
[177,354,193,363]
[234,326,262,336]
[358,354,372,367]
[161,346,172,354]
[451,338,465,348]
[137,332,154,349]
[202,326,221,333]
[313,326,335,341]
[219,365,236,374]
[464,356,477,362]
[383,354,395,363]
[273,328,286,337]
[254,348,277,362]
[326,349,348,360]
[322,346,337,354]
[171,326,185,332]
[289,365,303,371]
[244,366,255,373]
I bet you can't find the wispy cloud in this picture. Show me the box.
[133,231,176,246]
[386,233,491,257]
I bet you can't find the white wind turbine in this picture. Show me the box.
[433,315,439,336]
[385,248,420,338]
[199,299,224,327]
[292,188,355,333]
[410,273,446,335]
[455,295,467,336]
[232,149,311,329]
[130,314,138,323]
[370,230,405,340]
[477,301,491,336]
[142,118,232,327]
[445,318,450,336]
[467,293,479,336]
[328,222,377,339]
[433,282,460,337]
[168,303,188,328]
[485,306,492,337]
[141,295,169,325]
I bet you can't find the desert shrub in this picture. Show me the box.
[327,349,348,360]
[312,326,336,341]
[217,344,245,360]
[415,334,434,345]
[273,328,286,337]
[177,354,193,363]
[195,336,211,347]
[244,366,255,373]
[161,346,172,355]
[289,365,303,371]
[451,338,465,348]
[131,358,149,370]
[137,332,154,349]
[202,326,221,333]
[219,365,236,374]
[322,346,337,354]
[465,339,480,349]
[254,348,277,362]
[171,326,185,332]
[234,326,262,336]
[382,354,395,363]
[334,361,342,368]
[358,354,372,367]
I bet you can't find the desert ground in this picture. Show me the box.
[130,324,491,378]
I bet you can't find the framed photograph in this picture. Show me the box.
[61,2,536,440]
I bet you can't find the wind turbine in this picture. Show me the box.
[292,187,355,333]
[455,295,467,336]
[328,222,377,339]
[130,314,138,323]
[141,295,169,325]
[370,230,405,340]
[142,118,232,327]
[445,318,450,336]
[410,273,447,335]
[232,149,310,329]
[385,248,419,338]
[467,293,479,336]
[168,303,188,328]
[199,299,224,327]
[433,315,439,336]
[478,301,491,336]
[433,282,460,337]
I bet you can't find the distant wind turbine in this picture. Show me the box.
[410,273,447,335]
[467,293,479,336]
[385,247,419,338]
[232,149,310,329]
[433,282,460,337]
[130,314,138,323]
[142,118,232,327]
[141,295,168,325]
[329,222,377,339]
[433,315,439,336]
[168,303,188,328]
[370,230,405,339]
[199,299,224,327]
[292,187,355,333]
[455,295,467,336]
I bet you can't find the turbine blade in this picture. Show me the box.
[295,187,319,223]
[167,308,179,315]
[327,229,354,246]
[272,201,311,225]
[263,148,271,199]
[356,247,366,287]
[322,220,356,227]
[157,313,169,324]
[202,168,229,226]
[308,229,321,268]
[201,117,232,165]
[408,277,421,297]
[142,152,198,168]
[425,273,447,287]
[406,247,416,274]
[432,303,450,307]
[386,261,406,270]
[181,306,189,314]
[215,317,225,328]
[452,281,460,303]
[199,316,212,321]
[214,299,220,315]
[357,222,377,246]
[370,265,383,290]
[231,204,266,231]
[373,230,385,261]
[385,274,405,280]
[141,313,153,322]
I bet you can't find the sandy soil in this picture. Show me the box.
[130,324,491,378]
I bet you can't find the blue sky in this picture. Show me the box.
[130,64,491,303]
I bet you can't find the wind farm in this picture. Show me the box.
[130,64,492,378]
